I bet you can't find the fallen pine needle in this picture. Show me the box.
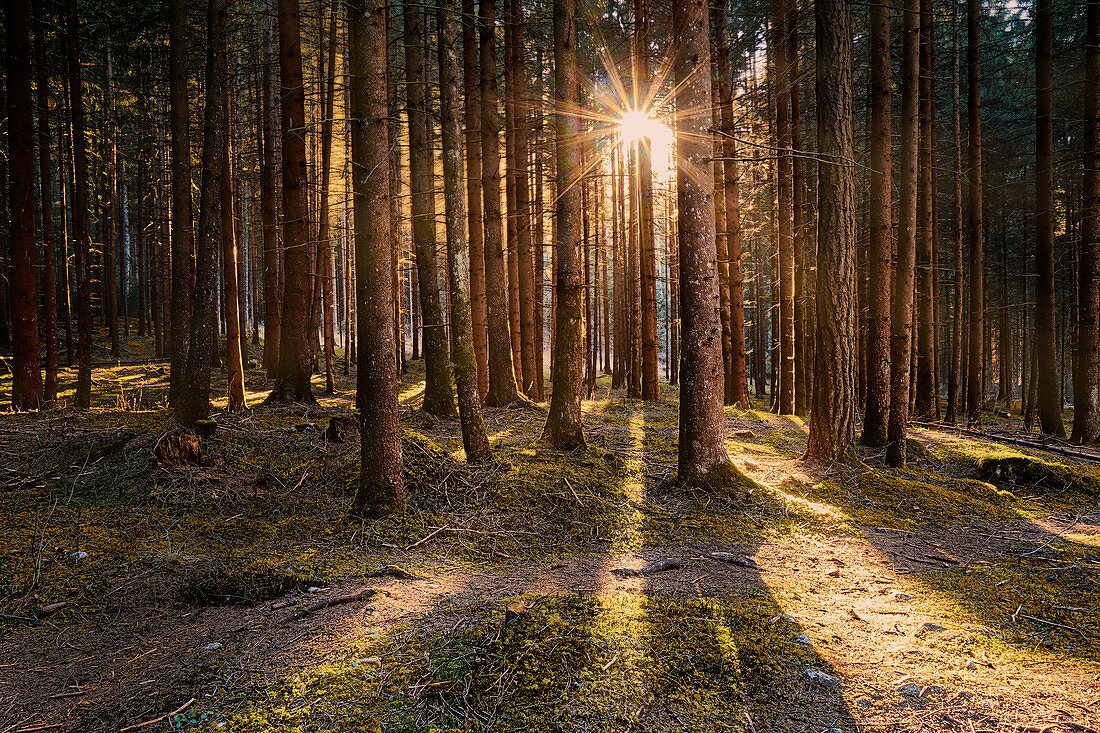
[118,698,194,733]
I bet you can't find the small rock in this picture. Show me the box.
[856,697,873,708]
[768,613,795,625]
[804,668,842,689]
[71,551,89,560]
[891,592,912,602]
[897,682,922,697]
[743,459,761,471]
[915,622,948,637]
[733,430,757,439]
[924,685,946,696]
[792,633,813,646]
[202,642,222,651]
[825,568,841,578]
[307,586,321,593]
[354,656,381,665]
[951,690,973,702]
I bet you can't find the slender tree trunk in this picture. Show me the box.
[772,1,795,415]
[674,0,733,483]
[34,15,58,402]
[480,0,520,405]
[222,89,246,412]
[7,0,42,409]
[176,0,229,426]
[946,4,964,425]
[169,0,195,402]
[861,0,892,445]
[348,0,405,519]
[885,0,920,466]
[462,0,488,398]
[542,0,586,450]
[806,0,856,462]
[1035,0,1066,437]
[260,15,281,377]
[711,0,734,407]
[404,3,456,417]
[439,0,492,462]
[316,3,338,394]
[1075,0,1100,444]
[632,0,659,401]
[965,0,984,426]
[66,7,92,408]
[103,48,120,359]
[533,78,546,400]
[914,0,936,418]
[789,5,808,415]
[268,0,317,403]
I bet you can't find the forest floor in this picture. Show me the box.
[1,335,1100,733]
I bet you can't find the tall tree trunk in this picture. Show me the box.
[1035,0,1066,437]
[965,0,984,426]
[711,0,734,407]
[946,3,964,425]
[66,6,92,408]
[806,0,856,462]
[462,0,488,398]
[316,3,338,394]
[541,0,586,450]
[1075,0,1100,444]
[104,48,120,359]
[176,0,229,426]
[7,0,42,409]
[480,0,520,405]
[789,5,808,415]
[914,0,936,418]
[260,15,281,377]
[885,0,920,466]
[348,0,405,519]
[169,0,195,402]
[440,0,492,462]
[222,89,246,412]
[861,0,892,445]
[674,0,732,483]
[635,0,659,401]
[772,0,795,415]
[34,13,58,403]
[268,0,317,403]
[404,3,456,417]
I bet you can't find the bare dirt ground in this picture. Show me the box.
[1,343,1099,733]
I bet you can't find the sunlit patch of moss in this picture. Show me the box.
[916,548,1100,662]
[207,592,832,733]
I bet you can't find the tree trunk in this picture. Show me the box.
[1034,0,1066,438]
[806,0,857,462]
[260,14,281,378]
[175,0,229,426]
[169,0,195,403]
[266,0,317,403]
[222,87,246,413]
[66,7,92,408]
[914,0,936,418]
[34,14,58,403]
[674,0,732,484]
[316,3,338,394]
[439,0,492,462]
[348,0,405,519]
[965,0,984,426]
[541,0,586,450]
[462,0,488,398]
[480,0,520,406]
[772,0,795,416]
[6,0,42,410]
[885,0,919,467]
[789,5,808,415]
[711,0,734,407]
[1075,0,1100,444]
[860,0,892,445]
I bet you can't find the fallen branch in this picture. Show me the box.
[118,698,194,733]
[705,552,759,569]
[404,525,449,551]
[266,589,379,629]
[1018,614,1092,639]
[365,564,427,581]
[611,559,681,577]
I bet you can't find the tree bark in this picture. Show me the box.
[541,0,587,450]
[439,0,493,462]
[806,0,857,462]
[222,87,246,413]
[885,0,919,467]
[965,0,984,426]
[462,0,488,398]
[175,0,229,427]
[772,0,795,416]
[914,0,936,418]
[169,0,195,403]
[634,0,659,401]
[405,2,457,418]
[480,0,521,406]
[267,0,317,404]
[860,0,892,445]
[348,0,405,519]
[7,0,42,410]
[316,2,338,395]
[33,13,57,403]
[1035,0,1066,438]
[66,7,92,408]
[1074,0,1100,444]
[260,14,281,378]
[674,0,732,484]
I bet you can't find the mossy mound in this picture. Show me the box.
[939,442,1100,507]
[180,561,322,606]
[207,592,840,733]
